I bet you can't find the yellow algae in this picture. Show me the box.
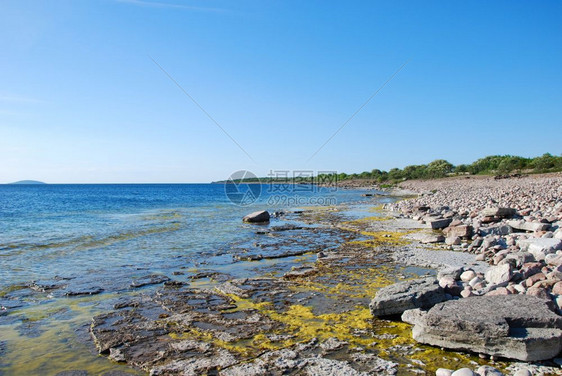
[343,216,393,225]
[347,229,418,247]
[0,284,27,298]
[0,295,144,376]
[368,205,385,213]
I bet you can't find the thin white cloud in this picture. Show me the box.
[116,0,228,12]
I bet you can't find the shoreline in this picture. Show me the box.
[1,184,561,375]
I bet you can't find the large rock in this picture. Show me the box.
[243,210,270,223]
[427,218,452,230]
[507,220,550,232]
[402,295,562,361]
[444,225,473,238]
[479,224,512,237]
[369,277,446,317]
[482,207,516,218]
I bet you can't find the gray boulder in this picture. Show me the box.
[427,218,452,229]
[243,210,270,223]
[402,295,562,361]
[369,277,446,317]
[518,238,562,261]
[507,220,550,232]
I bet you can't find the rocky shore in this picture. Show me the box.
[375,173,562,374]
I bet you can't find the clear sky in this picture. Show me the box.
[1,0,561,183]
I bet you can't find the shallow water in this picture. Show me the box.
[0,183,374,375]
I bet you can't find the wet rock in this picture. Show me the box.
[402,295,562,361]
[130,274,170,288]
[243,210,270,223]
[65,286,104,296]
[54,371,89,376]
[370,277,446,317]
[283,266,317,279]
[0,299,23,316]
[28,280,67,293]
[270,224,304,232]
[90,284,288,375]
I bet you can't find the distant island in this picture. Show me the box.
[8,180,47,185]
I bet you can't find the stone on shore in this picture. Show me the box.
[369,277,446,317]
[419,234,445,244]
[518,238,562,261]
[481,207,516,218]
[484,264,512,285]
[427,218,452,229]
[243,210,270,223]
[401,295,562,361]
[444,225,473,238]
[507,220,550,233]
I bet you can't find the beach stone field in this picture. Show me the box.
[382,173,562,375]
[84,174,562,375]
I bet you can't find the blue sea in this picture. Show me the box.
[0,183,374,295]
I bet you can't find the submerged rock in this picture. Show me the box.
[369,277,446,317]
[402,295,562,361]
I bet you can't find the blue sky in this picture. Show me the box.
[1,0,561,183]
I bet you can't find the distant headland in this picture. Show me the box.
[8,180,47,185]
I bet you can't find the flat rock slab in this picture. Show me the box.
[482,207,516,217]
[402,295,562,361]
[518,238,562,260]
[130,274,170,288]
[507,220,550,233]
[90,285,281,375]
[369,277,446,317]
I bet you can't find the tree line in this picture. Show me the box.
[319,153,562,183]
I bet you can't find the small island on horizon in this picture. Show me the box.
[8,180,47,185]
